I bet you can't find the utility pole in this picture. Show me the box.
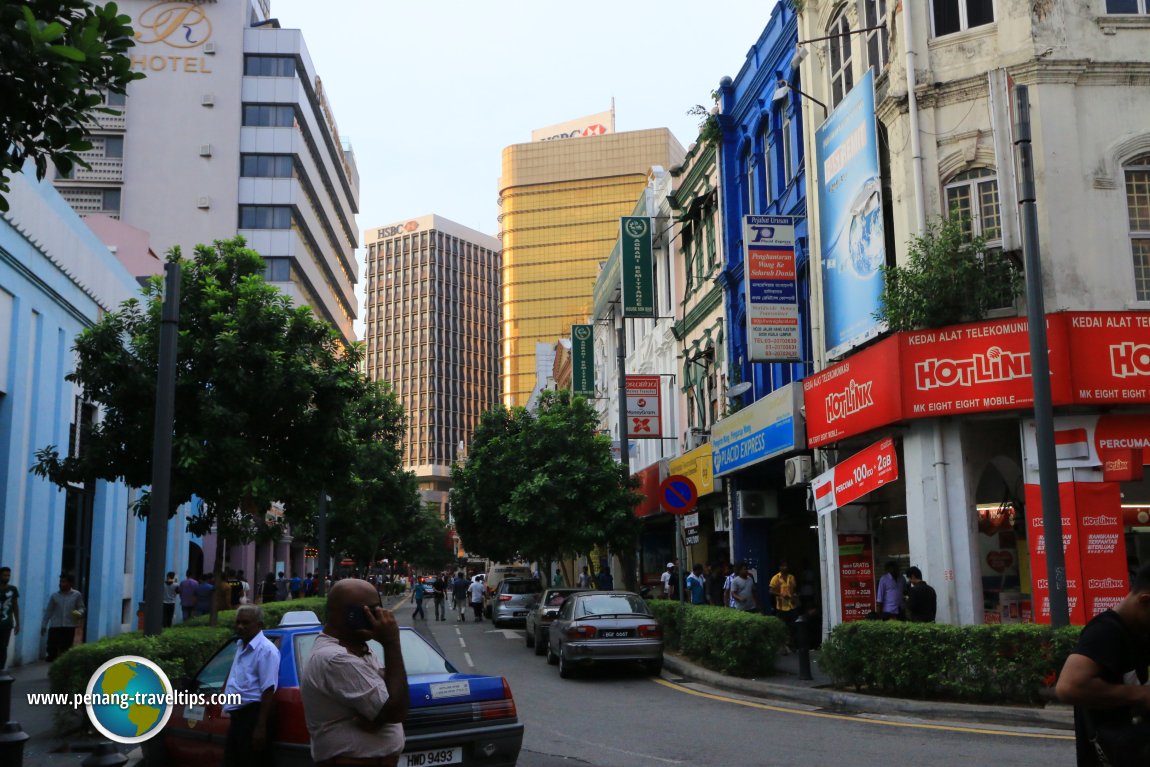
[316,490,329,597]
[616,322,630,478]
[144,262,180,636]
[1014,84,1069,627]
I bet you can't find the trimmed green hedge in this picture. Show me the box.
[818,621,1082,704]
[649,601,788,677]
[49,597,328,698]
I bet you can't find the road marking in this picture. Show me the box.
[463,652,474,668]
[486,629,523,640]
[458,637,466,647]
[651,678,1074,741]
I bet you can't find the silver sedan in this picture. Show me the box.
[545,591,663,678]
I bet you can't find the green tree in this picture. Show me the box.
[0,1,144,210]
[32,237,391,624]
[876,216,1023,332]
[385,503,455,571]
[450,390,641,582]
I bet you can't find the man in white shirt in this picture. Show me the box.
[467,576,487,621]
[223,605,280,767]
[661,562,677,600]
[301,579,408,767]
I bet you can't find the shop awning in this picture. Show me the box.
[668,441,718,496]
[812,437,899,516]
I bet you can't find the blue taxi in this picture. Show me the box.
[145,610,523,767]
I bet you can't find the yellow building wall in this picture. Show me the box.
[499,129,684,405]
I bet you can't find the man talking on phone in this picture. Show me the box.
[301,578,409,767]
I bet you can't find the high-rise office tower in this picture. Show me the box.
[51,0,359,344]
[363,216,501,514]
[498,126,684,406]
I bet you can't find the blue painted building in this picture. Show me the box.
[711,2,818,600]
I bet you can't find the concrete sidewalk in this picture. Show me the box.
[663,648,1075,731]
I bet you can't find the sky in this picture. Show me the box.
[270,0,780,335]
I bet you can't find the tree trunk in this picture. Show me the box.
[209,534,225,627]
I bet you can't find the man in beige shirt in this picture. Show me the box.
[301,579,408,767]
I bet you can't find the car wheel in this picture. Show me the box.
[644,659,664,676]
[525,627,535,648]
[546,642,558,665]
[533,629,546,656]
[558,648,575,679]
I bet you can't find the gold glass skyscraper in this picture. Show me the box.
[498,128,684,405]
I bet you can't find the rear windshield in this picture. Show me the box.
[502,580,540,595]
[545,591,573,607]
[575,594,650,618]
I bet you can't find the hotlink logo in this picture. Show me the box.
[825,379,873,423]
[1110,342,1150,378]
[914,347,1030,390]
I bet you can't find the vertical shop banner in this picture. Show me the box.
[621,217,654,318]
[625,375,662,439]
[1025,483,1086,625]
[571,324,595,397]
[1074,482,1129,618]
[838,534,876,623]
[815,69,886,360]
[744,215,800,362]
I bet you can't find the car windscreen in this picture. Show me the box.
[293,630,455,676]
[575,594,650,618]
[503,580,541,595]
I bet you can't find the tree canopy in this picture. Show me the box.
[450,390,640,572]
[0,0,144,210]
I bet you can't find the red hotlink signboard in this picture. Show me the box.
[803,312,1150,447]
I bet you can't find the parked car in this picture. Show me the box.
[482,564,532,618]
[524,588,584,655]
[492,577,542,627]
[546,591,663,679]
[146,611,523,767]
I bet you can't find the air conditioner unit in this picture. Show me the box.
[686,428,709,450]
[737,490,777,519]
[203,41,217,54]
[198,144,212,157]
[196,196,211,209]
[201,94,215,106]
[784,455,813,487]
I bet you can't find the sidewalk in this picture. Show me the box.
[662,648,1075,731]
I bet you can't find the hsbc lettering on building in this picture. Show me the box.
[914,347,1031,390]
[1111,342,1150,378]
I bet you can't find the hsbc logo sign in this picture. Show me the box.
[376,220,420,239]
[540,124,608,141]
[1111,342,1150,378]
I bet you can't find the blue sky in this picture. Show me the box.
[270,0,778,332]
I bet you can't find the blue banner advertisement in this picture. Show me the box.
[815,69,887,360]
[744,215,799,362]
[710,382,805,477]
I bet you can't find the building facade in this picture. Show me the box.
[499,127,684,406]
[363,215,501,521]
[796,0,1150,628]
[51,0,360,344]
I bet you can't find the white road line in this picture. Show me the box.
[463,652,474,668]
[458,637,466,647]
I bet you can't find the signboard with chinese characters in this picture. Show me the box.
[625,375,662,439]
[571,324,595,397]
[744,215,800,362]
[621,217,654,318]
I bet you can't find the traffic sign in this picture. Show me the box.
[685,531,700,546]
[659,475,699,515]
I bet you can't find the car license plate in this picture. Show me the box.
[403,747,462,766]
[600,630,633,638]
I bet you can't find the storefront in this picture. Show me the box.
[668,442,728,569]
[632,460,672,588]
[803,311,1150,626]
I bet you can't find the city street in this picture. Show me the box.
[400,609,1076,767]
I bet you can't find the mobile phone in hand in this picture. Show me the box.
[345,605,371,631]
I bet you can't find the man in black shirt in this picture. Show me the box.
[905,566,936,622]
[1056,564,1150,767]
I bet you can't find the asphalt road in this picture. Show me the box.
[400,606,1076,767]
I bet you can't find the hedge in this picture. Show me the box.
[818,621,1082,704]
[648,601,788,677]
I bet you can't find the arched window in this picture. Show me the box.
[1125,154,1150,300]
[828,8,854,107]
[864,0,889,77]
[944,168,1001,245]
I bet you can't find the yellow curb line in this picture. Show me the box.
[651,677,1074,741]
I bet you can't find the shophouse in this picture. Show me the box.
[795,0,1150,627]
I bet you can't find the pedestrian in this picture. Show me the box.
[595,566,614,591]
[432,574,446,621]
[686,564,706,605]
[261,573,277,604]
[577,566,592,589]
[195,573,215,617]
[708,562,727,607]
[452,572,468,621]
[275,572,289,602]
[769,560,798,652]
[1056,564,1150,767]
[0,566,21,670]
[729,562,758,612]
[723,562,736,607]
[661,562,677,600]
[467,576,486,621]
[876,561,904,620]
[222,605,279,767]
[228,570,244,608]
[553,567,565,587]
[238,570,251,605]
[41,574,84,661]
[162,571,178,628]
[290,573,302,599]
[905,567,937,623]
[303,572,314,598]
[300,579,408,767]
[178,571,199,620]
[410,578,426,620]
